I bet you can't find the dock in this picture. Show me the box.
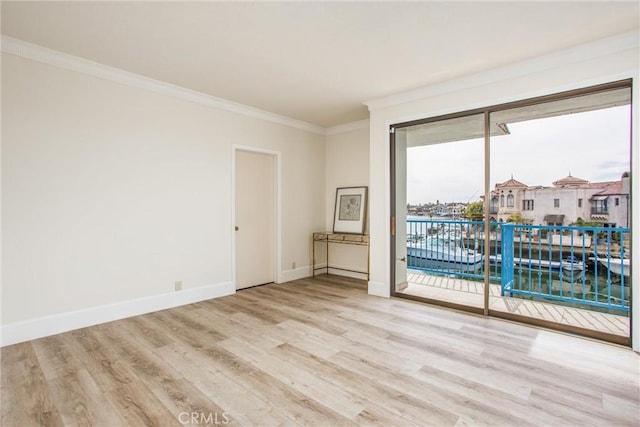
[488,254,584,271]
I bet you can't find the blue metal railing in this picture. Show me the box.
[500,223,629,312]
[406,219,630,312]
[406,219,499,281]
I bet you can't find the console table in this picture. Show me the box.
[312,232,370,280]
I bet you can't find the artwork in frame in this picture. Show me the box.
[333,186,368,234]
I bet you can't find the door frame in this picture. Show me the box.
[231,145,282,289]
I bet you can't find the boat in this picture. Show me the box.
[594,256,630,277]
[561,255,586,275]
[407,235,484,273]
[488,254,586,280]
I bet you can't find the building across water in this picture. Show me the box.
[489,172,630,227]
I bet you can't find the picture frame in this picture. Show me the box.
[333,186,368,234]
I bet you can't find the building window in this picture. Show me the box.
[500,194,504,207]
[592,199,608,214]
[522,199,534,210]
[578,198,582,208]
[554,199,560,208]
[507,194,514,207]
[615,197,619,206]
[489,199,498,214]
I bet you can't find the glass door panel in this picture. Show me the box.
[488,87,632,342]
[393,114,488,312]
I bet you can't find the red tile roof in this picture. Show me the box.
[593,181,623,195]
[552,174,589,187]
[496,177,528,188]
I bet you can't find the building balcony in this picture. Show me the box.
[591,207,609,215]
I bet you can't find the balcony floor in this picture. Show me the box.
[404,270,629,337]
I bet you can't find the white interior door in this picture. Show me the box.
[235,150,275,290]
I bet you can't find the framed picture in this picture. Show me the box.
[333,186,368,234]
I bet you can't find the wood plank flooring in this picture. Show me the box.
[2,275,639,426]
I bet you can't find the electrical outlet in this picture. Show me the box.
[175,281,183,291]
[292,261,297,269]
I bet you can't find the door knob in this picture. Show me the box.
[235,226,239,231]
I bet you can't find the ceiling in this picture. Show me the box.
[2,1,639,128]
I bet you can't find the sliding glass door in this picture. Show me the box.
[393,113,487,312]
[391,80,632,345]
[487,86,632,343]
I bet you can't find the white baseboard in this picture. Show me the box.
[280,264,368,282]
[279,265,313,282]
[368,280,390,297]
[1,281,234,347]
[326,268,368,280]
[320,261,368,281]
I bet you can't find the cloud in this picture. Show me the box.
[407,105,630,204]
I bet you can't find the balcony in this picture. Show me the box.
[403,219,630,340]
[591,207,609,215]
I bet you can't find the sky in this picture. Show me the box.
[406,105,631,204]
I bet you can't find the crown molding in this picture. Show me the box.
[365,30,640,112]
[1,35,327,135]
[325,118,370,136]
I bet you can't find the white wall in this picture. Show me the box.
[323,127,370,278]
[1,53,325,343]
[325,127,370,230]
[366,33,640,349]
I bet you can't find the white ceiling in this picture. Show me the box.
[2,1,639,128]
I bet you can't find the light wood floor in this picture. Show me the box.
[2,275,639,426]
[404,271,629,337]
